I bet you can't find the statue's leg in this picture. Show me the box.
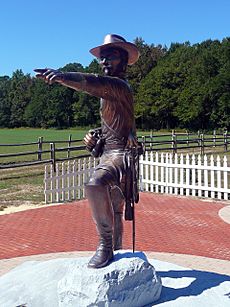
[85,171,114,269]
[110,186,124,250]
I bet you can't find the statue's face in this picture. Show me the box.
[99,48,123,76]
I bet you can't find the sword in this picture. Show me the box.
[131,146,138,253]
[125,144,143,253]
[132,202,135,253]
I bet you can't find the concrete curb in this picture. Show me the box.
[219,205,230,225]
[1,251,230,277]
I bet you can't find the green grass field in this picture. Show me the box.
[0,128,89,210]
[0,128,88,144]
[0,128,89,164]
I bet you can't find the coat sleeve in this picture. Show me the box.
[61,72,131,102]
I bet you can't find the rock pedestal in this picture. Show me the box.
[0,251,162,307]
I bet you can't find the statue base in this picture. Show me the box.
[0,251,162,307]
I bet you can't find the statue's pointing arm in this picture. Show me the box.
[34,68,127,100]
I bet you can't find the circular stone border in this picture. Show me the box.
[219,205,230,225]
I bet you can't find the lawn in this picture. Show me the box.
[0,128,87,150]
[0,128,88,210]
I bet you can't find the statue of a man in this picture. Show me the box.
[35,34,140,268]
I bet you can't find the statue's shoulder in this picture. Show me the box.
[105,76,131,88]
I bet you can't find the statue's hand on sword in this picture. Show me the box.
[125,132,138,149]
[83,132,97,152]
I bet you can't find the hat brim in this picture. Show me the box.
[90,42,140,65]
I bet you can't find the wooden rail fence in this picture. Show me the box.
[1,130,230,169]
[0,135,89,169]
[139,130,230,154]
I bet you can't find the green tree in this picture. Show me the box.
[9,70,32,127]
[209,38,230,129]
[1,37,230,130]
[0,76,11,127]
[136,38,230,131]
[61,62,85,73]
[136,43,189,129]
[73,92,100,127]
[127,37,166,94]
[85,59,101,74]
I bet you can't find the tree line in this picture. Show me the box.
[0,37,229,131]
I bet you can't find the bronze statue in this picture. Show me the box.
[35,34,140,268]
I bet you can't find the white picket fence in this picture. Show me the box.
[140,152,230,200]
[44,156,99,203]
[44,152,230,203]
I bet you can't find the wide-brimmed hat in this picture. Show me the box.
[90,34,140,65]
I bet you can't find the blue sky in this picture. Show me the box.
[1,0,229,77]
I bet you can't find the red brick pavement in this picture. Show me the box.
[0,193,229,261]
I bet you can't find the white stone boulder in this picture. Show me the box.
[0,251,162,307]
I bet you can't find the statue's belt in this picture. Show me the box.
[103,142,126,151]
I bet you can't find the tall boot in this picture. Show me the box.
[111,186,124,251]
[85,184,114,268]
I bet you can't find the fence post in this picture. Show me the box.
[142,136,146,152]
[186,130,189,147]
[171,130,177,155]
[44,165,48,203]
[50,142,56,172]
[150,130,153,151]
[200,134,204,155]
[224,130,228,152]
[197,130,200,147]
[223,156,228,200]
[213,130,216,148]
[37,137,43,161]
[67,134,72,158]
